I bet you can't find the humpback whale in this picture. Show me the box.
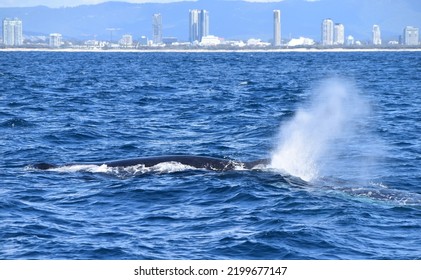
[32,155,270,171]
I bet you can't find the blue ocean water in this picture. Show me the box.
[1,51,420,260]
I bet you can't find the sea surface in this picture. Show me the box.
[1,51,420,260]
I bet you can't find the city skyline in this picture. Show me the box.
[3,14,419,49]
[0,0,418,45]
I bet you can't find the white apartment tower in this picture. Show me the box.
[322,19,334,46]
[273,10,281,47]
[2,18,23,46]
[189,9,199,43]
[403,26,419,46]
[199,10,209,42]
[372,25,382,45]
[49,33,62,48]
[334,23,345,45]
[152,13,163,45]
[189,9,209,43]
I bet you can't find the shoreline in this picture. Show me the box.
[1,47,421,53]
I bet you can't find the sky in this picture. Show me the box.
[1,0,197,8]
[0,0,416,9]
[0,0,314,8]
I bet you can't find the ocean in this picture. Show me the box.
[1,51,420,259]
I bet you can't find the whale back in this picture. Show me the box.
[32,155,270,171]
[32,163,58,170]
[103,155,238,171]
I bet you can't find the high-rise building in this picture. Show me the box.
[49,33,62,48]
[372,25,382,45]
[152,13,163,45]
[2,18,23,46]
[199,10,209,42]
[334,23,345,45]
[403,26,419,46]
[189,9,209,43]
[273,10,281,47]
[189,9,199,43]
[322,19,334,46]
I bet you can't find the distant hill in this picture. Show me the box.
[1,0,420,42]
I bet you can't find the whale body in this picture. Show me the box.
[32,155,270,171]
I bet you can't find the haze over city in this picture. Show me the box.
[1,0,420,48]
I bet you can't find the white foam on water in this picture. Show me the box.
[45,162,198,175]
[148,162,197,173]
[51,164,110,173]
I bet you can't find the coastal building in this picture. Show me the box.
[273,10,281,47]
[247,38,270,47]
[347,35,355,45]
[152,13,163,45]
[189,10,199,43]
[372,25,382,45]
[2,18,23,46]
[334,23,345,45]
[403,26,419,46]
[49,33,62,48]
[189,10,198,43]
[84,40,107,49]
[199,35,221,46]
[287,37,315,47]
[162,37,178,45]
[189,9,209,43]
[225,40,246,48]
[322,19,334,46]
[139,36,148,46]
[119,34,133,48]
[199,10,209,42]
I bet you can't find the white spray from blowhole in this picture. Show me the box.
[271,78,371,182]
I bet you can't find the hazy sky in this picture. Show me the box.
[1,0,419,40]
[0,0,417,9]
[0,0,312,8]
[1,0,197,8]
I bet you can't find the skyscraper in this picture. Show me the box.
[199,10,209,42]
[152,13,162,45]
[189,9,209,43]
[2,18,23,46]
[334,23,345,45]
[403,26,419,46]
[273,10,281,47]
[372,25,382,45]
[189,10,199,43]
[322,19,334,46]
